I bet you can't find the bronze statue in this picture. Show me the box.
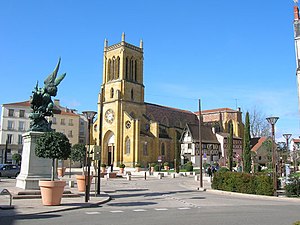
[29,58,66,132]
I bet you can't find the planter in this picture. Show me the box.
[135,167,141,172]
[76,175,93,192]
[164,166,170,171]
[150,167,155,173]
[101,167,106,173]
[119,168,124,174]
[39,180,66,206]
[57,167,66,177]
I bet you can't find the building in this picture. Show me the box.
[251,137,272,171]
[0,99,85,163]
[180,124,220,165]
[94,34,244,168]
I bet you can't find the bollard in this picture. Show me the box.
[69,180,74,187]
[171,173,176,178]
[158,173,162,179]
[144,172,147,180]
[127,174,131,181]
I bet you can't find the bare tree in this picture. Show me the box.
[248,106,270,138]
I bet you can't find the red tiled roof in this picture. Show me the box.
[195,108,237,115]
[3,100,31,107]
[3,100,78,116]
[292,139,300,143]
[251,137,267,153]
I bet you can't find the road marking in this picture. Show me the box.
[86,212,101,215]
[110,210,124,213]
[178,207,191,210]
[133,209,147,212]
[155,208,168,211]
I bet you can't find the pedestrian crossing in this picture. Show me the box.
[85,207,197,215]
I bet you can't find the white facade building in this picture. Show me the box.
[0,99,87,163]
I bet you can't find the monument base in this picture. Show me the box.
[16,131,52,190]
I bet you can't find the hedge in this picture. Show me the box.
[212,171,273,196]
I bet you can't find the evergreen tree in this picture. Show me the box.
[228,122,234,171]
[243,112,252,173]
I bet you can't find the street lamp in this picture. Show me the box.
[282,134,292,175]
[266,116,279,196]
[83,110,97,203]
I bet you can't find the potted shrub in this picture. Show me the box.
[71,143,91,192]
[101,163,107,173]
[35,131,71,206]
[150,163,156,173]
[119,163,125,174]
[135,162,141,172]
[163,162,170,171]
[12,153,22,166]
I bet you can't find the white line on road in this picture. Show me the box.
[178,207,191,210]
[110,210,124,213]
[155,208,168,211]
[133,209,147,212]
[86,212,101,215]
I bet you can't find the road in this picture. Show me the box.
[2,176,300,225]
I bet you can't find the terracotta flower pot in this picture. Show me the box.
[135,167,141,172]
[76,175,93,192]
[101,167,106,173]
[57,167,66,177]
[39,180,66,206]
[119,168,124,174]
[164,166,170,171]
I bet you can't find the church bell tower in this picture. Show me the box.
[99,33,145,167]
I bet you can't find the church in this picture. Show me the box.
[93,34,243,168]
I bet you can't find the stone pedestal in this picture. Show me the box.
[16,131,52,190]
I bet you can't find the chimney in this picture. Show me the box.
[295,6,299,20]
[54,99,60,106]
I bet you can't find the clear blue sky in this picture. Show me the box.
[0,1,299,141]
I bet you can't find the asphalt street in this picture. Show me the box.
[1,175,300,225]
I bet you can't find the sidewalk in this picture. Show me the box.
[0,168,111,216]
[0,168,213,213]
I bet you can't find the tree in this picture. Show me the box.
[227,122,234,171]
[71,144,86,165]
[35,132,71,181]
[248,106,270,138]
[12,153,22,165]
[243,112,251,173]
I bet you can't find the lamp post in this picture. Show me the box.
[282,134,292,175]
[266,116,279,196]
[83,110,97,203]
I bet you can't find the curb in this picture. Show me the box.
[207,189,300,202]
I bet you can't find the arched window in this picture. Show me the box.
[107,59,112,81]
[112,57,115,80]
[131,89,134,101]
[116,57,120,79]
[130,58,134,80]
[110,88,114,98]
[125,137,130,155]
[134,60,138,81]
[125,57,129,80]
[161,143,165,156]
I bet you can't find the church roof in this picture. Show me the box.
[145,102,198,128]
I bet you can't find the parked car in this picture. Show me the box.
[0,164,20,178]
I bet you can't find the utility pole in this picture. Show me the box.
[198,99,203,190]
